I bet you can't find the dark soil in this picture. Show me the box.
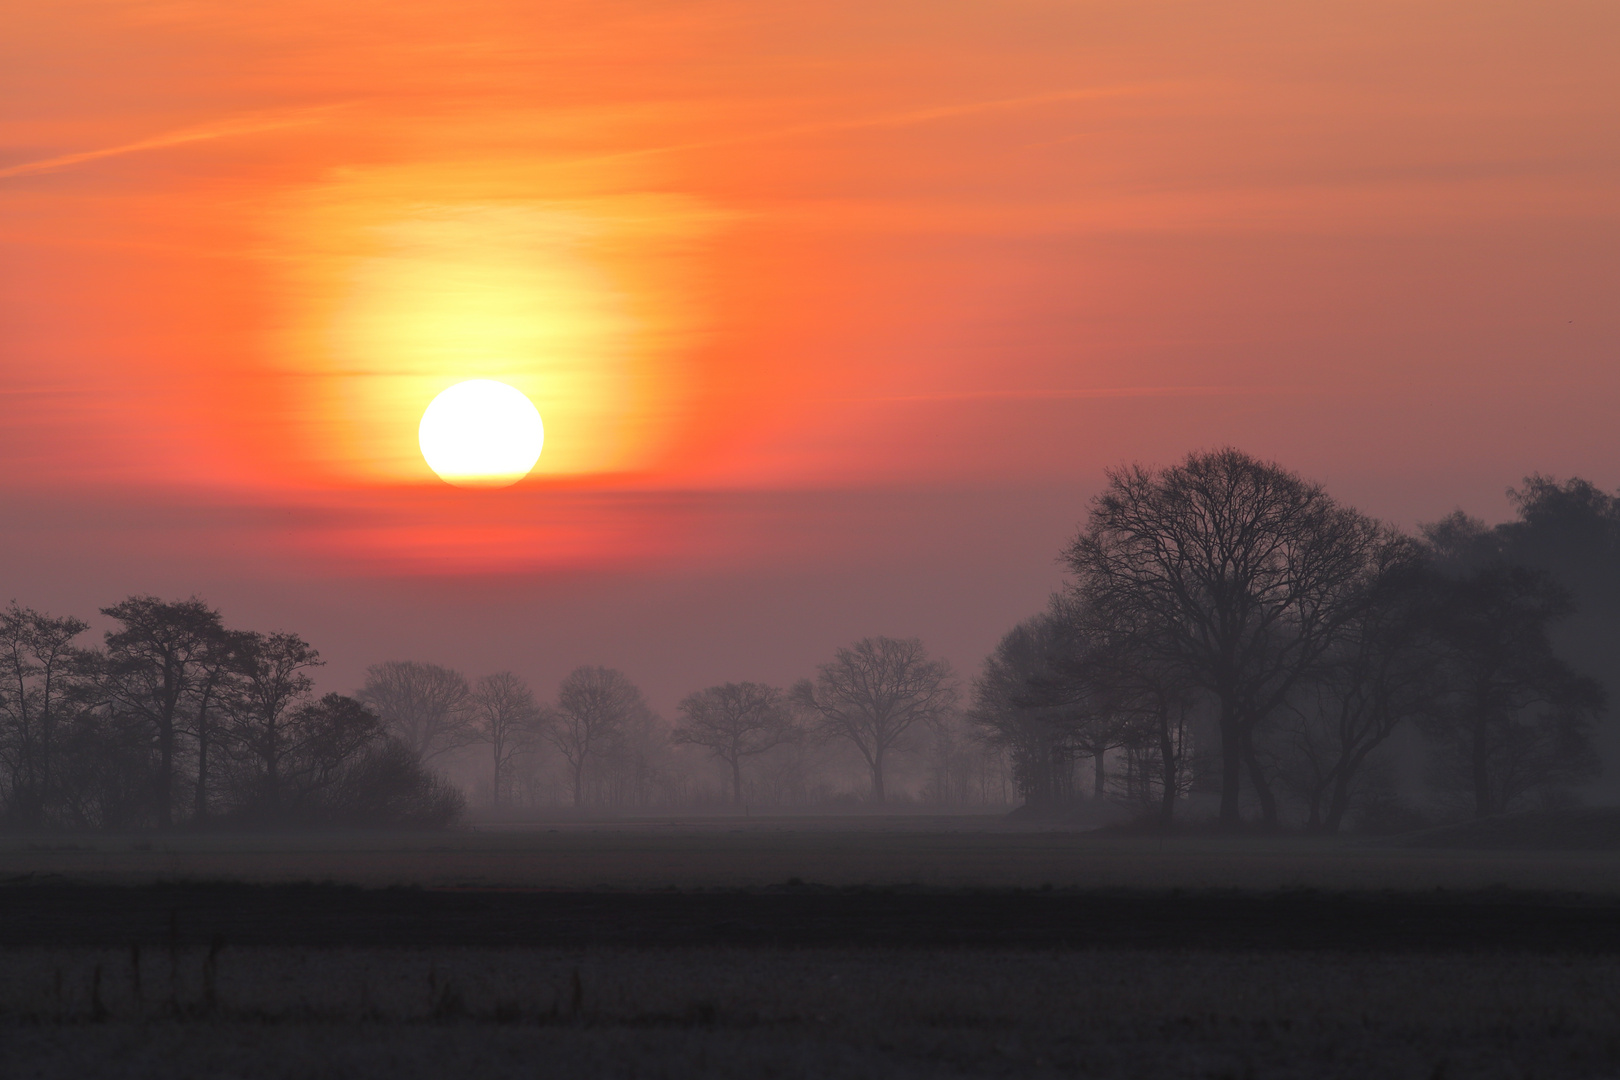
[1392,806,1620,849]
[4,881,1620,952]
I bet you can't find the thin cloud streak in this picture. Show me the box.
[0,105,351,180]
[832,386,1284,405]
[566,83,1166,168]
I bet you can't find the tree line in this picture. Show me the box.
[5,447,1612,832]
[0,599,463,830]
[0,601,988,829]
[351,638,969,814]
[972,449,1617,831]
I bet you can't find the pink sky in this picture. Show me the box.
[3,0,1617,709]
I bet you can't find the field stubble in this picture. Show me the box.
[2,946,1618,1079]
[5,820,1620,1077]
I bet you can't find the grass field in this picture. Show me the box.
[5,818,1620,1078]
[5,814,1620,893]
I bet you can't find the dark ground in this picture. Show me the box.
[5,880,1620,952]
[4,823,1620,1077]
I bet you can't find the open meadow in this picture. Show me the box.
[7,814,1620,893]
[3,817,1620,1078]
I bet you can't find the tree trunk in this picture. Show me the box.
[1218,710,1244,827]
[572,757,586,808]
[1242,730,1279,826]
[1472,709,1494,818]
[157,721,175,830]
[194,706,210,826]
[1323,771,1354,834]
[1304,792,1323,833]
[1158,707,1178,828]
[491,736,503,811]
[870,748,886,804]
[1093,751,1107,798]
[731,757,744,807]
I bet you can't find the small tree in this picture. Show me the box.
[1421,537,1605,817]
[0,605,91,828]
[674,682,796,806]
[358,661,474,762]
[227,631,324,815]
[971,615,1086,809]
[1276,544,1437,832]
[545,666,650,808]
[795,636,956,805]
[278,694,384,807]
[470,672,541,809]
[100,596,231,829]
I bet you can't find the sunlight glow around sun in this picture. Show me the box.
[418,380,544,487]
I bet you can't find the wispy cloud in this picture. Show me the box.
[835,385,1281,405]
[575,83,1165,166]
[0,106,348,180]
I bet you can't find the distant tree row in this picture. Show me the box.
[0,599,462,831]
[971,449,1615,831]
[354,637,970,815]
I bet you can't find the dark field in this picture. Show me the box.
[5,819,1620,1078]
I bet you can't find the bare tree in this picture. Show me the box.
[545,666,650,808]
[274,694,385,810]
[470,671,541,809]
[1419,532,1605,816]
[0,604,90,828]
[1076,621,1202,827]
[794,636,956,805]
[1277,543,1437,832]
[971,614,1088,809]
[100,596,231,829]
[228,631,324,814]
[674,682,797,806]
[358,661,474,762]
[1064,449,1387,828]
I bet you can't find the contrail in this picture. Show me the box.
[0,106,347,180]
[570,83,1170,166]
[839,385,1280,404]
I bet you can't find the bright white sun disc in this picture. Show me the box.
[418,380,544,488]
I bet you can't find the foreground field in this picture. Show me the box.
[5,822,1620,1077]
[3,945,1618,1078]
[5,816,1620,893]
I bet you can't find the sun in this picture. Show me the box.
[418,380,544,488]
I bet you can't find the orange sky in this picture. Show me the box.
[3,0,1618,696]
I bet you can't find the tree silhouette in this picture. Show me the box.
[795,637,955,805]
[674,682,796,806]
[359,661,474,762]
[470,671,541,809]
[0,604,90,828]
[1064,449,1387,828]
[100,596,230,829]
[228,631,324,814]
[546,666,650,808]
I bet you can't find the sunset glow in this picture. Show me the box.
[3,0,1618,577]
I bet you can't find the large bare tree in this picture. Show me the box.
[546,666,650,807]
[674,682,796,806]
[470,671,541,809]
[795,636,956,804]
[1064,449,1387,828]
[358,661,474,763]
